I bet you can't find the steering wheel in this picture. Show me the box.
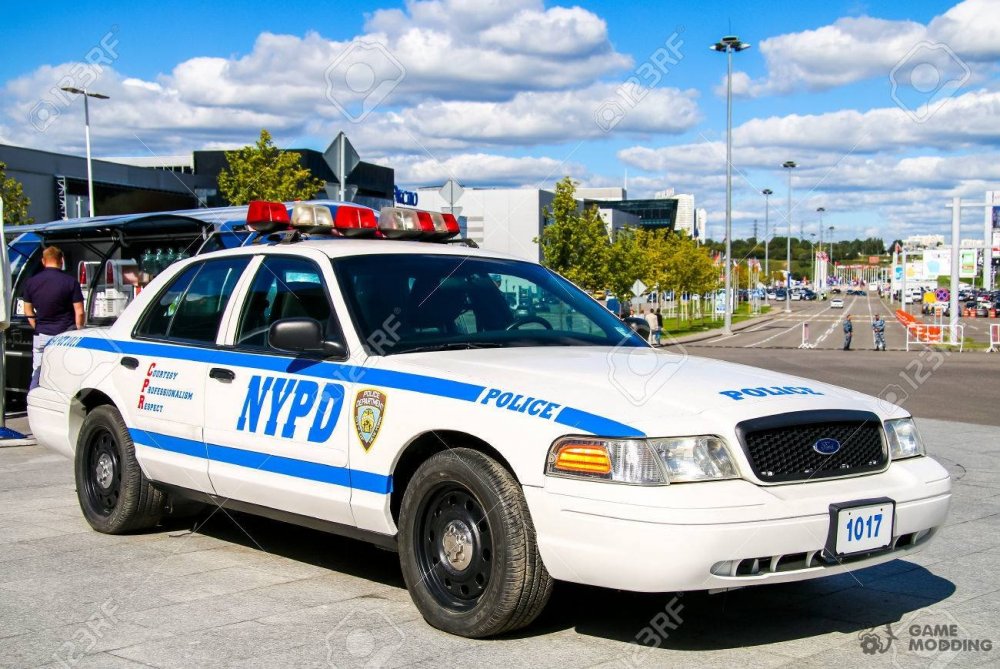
[506,315,553,331]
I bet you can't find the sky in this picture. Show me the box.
[3,0,999,243]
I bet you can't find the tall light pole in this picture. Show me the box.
[60,87,109,218]
[816,207,826,289]
[783,160,797,313]
[762,188,773,283]
[711,35,751,336]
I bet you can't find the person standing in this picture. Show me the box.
[655,308,664,346]
[643,307,659,346]
[842,314,853,351]
[22,246,85,390]
[872,314,886,351]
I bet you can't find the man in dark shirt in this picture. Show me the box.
[22,246,85,390]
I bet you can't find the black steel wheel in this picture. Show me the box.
[82,428,121,517]
[75,405,164,533]
[398,448,552,637]
[415,484,494,611]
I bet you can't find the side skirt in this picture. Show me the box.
[154,482,398,551]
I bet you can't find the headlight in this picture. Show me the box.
[885,418,925,460]
[545,435,739,485]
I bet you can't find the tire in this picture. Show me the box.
[75,405,165,533]
[397,448,553,638]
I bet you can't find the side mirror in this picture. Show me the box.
[623,316,651,340]
[268,318,346,358]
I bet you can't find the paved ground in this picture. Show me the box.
[678,346,1000,427]
[1,411,998,667]
[687,293,996,351]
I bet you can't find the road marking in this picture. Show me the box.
[742,301,835,348]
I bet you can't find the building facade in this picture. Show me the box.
[1,134,393,224]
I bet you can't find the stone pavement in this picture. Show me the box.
[0,418,997,668]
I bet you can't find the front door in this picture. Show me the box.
[204,254,355,527]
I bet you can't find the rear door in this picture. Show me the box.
[114,255,252,492]
[205,253,356,526]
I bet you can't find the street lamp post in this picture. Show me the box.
[60,87,109,218]
[782,161,797,313]
[763,188,773,284]
[711,35,751,336]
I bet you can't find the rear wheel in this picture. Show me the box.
[398,448,552,637]
[75,405,164,533]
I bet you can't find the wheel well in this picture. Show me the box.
[389,431,516,524]
[68,389,116,450]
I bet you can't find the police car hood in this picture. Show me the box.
[389,347,890,430]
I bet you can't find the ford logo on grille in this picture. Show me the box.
[813,438,841,455]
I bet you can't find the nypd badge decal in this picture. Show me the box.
[354,389,387,451]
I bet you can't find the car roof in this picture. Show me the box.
[198,237,524,262]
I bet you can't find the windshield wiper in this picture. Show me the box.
[391,342,507,355]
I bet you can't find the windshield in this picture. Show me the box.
[333,253,646,355]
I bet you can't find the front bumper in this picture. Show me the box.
[524,456,951,592]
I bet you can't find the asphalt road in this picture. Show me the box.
[1,417,997,668]
[690,292,997,351]
[664,293,1000,427]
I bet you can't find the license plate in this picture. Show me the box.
[825,498,895,557]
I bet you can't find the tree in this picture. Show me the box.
[607,226,645,301]
[0,162,33,226]
[217,129,326,205]
[661,233,716,314]
[537,177,611,291]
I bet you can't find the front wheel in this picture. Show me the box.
[75,405,164,533]
[398,448,552,637]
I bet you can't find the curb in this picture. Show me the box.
[661,311,779,345]
[0,438,38,448]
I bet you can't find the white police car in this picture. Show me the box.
[28,201,950,638]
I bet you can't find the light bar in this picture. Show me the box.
[416,211,460,241]
[334,205,378,237]
[290,203,334,232]
[246,201,290,233]
[378,207,423,239]
[441,213,460,236]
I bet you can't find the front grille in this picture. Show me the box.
[735,410,887,483]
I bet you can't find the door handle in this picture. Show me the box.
[120,357,139,370]
[209,367,236,382]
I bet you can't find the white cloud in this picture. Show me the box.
[383,151,586,187]
[1,0,652,157]
[730,0,1000,97]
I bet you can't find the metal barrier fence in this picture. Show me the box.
[906,322,964,353]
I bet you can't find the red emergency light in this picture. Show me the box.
[334,205,378,237]
[379,207,460,241]
[246,200,291,233]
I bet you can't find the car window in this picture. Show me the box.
[234,255,342,351]
[135,257,250,344]
[333,253,645,355]
[134,264,200,339]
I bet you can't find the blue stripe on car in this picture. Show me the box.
[129,428,392,494]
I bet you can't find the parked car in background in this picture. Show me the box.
[831,297,844,308]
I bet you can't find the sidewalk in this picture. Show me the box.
[0,415,36,447]
[661,310,778,345]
